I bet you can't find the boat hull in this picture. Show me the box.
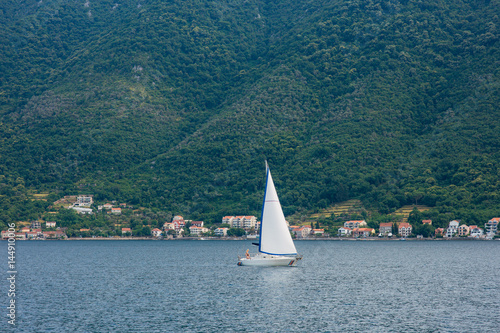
[238,254,302,267]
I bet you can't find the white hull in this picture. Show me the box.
[238,254,302,267]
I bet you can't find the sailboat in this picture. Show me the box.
[238,162,302,266]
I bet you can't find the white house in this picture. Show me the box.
[344,220,367,229]
[222,216,234,225]
[151,228,163,237]
[379,223,393,235]
[232,216,245,228]
[189,226,209,236]
[242,216,257,229]
[485,218,499,236]
[75,195,93,207]
[469,226,484,238]
[398,223,412,237]
[163,222,175,231]
[225,216,257,230]
[46,221,56,228]
[172,219,185,231]
[122,227,132,235]
[446,220,460,238]
[338,227,352,237]
[215,227,229,237]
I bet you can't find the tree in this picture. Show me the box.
[407,208,423,228]
[227,228,245,237]
[414,223,434,238]
[184,221,192,236]
[141,226,151,236]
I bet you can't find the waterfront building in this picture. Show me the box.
[222,216,233,225]
[469,226,484,238]
[446,220,460,237]
[189,226,209,236]
[15,232,27,240]
[313,229,325,236]
[191,221,204,228]
[151,228,163,237]
[458,225,470,237]
[379,223,393,235]
[353,228,375,238]
[27,231,39,239]
[163,222,175,231]
[172,216,185,231]
[223,216,257,230]
[292,226,311,238]
[485,218,499,236]
[338,227,352,237]
[214,227,229,237]
[398,223,412,237]
[43,231,66,239]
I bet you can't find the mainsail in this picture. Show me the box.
[259,165,298,256]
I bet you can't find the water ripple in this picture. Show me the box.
[0,240,498,332]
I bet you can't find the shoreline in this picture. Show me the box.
[2,237,497,241]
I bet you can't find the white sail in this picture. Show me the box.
[259,165,297,255]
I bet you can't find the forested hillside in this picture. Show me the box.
[1,0,499,226]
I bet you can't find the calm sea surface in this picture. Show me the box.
[1,240,499,332]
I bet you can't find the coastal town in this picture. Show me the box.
[1,195,499,241]
[2,215,499,241]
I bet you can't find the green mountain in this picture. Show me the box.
[1,0,499,226]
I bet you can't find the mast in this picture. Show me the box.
[258,161,269,253]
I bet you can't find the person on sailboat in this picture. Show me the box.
[245,249,251,259]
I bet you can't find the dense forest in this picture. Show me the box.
[0,0,499,229]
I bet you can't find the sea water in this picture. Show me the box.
[1,240,499,332]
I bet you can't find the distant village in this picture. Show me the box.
[1,195,499,241]
[337,219,499,240]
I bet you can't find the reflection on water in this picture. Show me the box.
[1,240,498,332]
